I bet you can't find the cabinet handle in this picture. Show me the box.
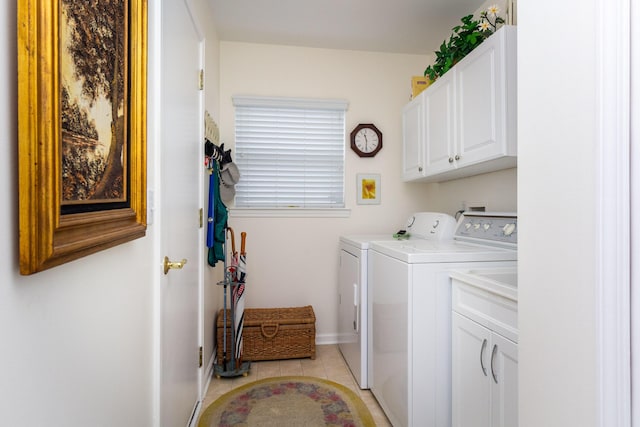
[491,344,498,383]
[455,154,461,161]
[448,157,454,163]
[418,166,423,172]
[480,339,488,376]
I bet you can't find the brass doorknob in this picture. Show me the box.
[163,256,187,275]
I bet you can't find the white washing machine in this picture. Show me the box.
[338,213,457,389]
[368,212,517,427]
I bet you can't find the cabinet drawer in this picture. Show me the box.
[452,279,518,343]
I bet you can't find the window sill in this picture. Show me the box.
[229,208,351,218]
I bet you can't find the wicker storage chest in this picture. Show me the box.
[216,305,316,361]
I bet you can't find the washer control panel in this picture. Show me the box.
[407,212,457,240]
[455,213,517,246]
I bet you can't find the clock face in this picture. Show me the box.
[350,124,382,157]
[355,128,379,153]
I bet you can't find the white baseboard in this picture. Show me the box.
[189,354,216,427]
[315,333,339,345]
[202,354,215,397]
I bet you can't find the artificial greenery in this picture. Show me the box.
[424,7,505,82]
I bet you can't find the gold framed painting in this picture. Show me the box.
[356,174,381,205]
[17,0,148,275]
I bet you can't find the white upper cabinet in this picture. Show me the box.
[402,94,424,180]
[424,70,456,176]
[402,25,517,182]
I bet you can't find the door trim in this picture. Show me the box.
[596,0,631,426]
[149,1,162,425]
[183,0,207,410]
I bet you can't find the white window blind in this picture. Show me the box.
[233,96,348,208]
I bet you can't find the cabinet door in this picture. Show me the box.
[424,71,456,175]
[455,27,508,166]
[490,333,518,427]
[452,312,491,427]
[402,94,424,181]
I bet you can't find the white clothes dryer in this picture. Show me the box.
[338,212,457,389]
[368,212,518,427]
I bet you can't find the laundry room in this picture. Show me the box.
[219,37,517,344]
[217,23,518,425]
[1,0,630,425]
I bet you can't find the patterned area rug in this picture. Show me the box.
[198,376,375,427]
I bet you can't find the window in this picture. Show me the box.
[233,96,348,210]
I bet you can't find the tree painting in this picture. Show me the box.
[60,0,128,204]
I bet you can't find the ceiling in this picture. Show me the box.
[208,0,488,55]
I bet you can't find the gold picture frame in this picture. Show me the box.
[17,0,148,275]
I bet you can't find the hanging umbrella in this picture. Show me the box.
[219,226,239,371]
[227,227,239,281]
[238,232,247,284]
[232,281,245,369]
[220,227,230,370]
[233,231,248,367]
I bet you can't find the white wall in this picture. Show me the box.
[425,167,517,214]
[1,3,155,425]
[518,0,601,425]
[1,1,222,425]
[219,42,517,340]
[219,43,432,340]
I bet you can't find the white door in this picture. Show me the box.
[424,71,456,176]
[456,41,499,164]
[452,312,491,427]
[160,0,203,425]
[455,30,509,167]
[490,333,518,427]
[401,95,424,181]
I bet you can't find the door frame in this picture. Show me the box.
[185,0,207,407]
[631,0,640,426]
[597,0,632,425]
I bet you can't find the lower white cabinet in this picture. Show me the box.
[451,269,518,427]
[452,313,518,427]
[491,331,518,427]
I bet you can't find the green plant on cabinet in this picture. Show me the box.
[424,4,506,82]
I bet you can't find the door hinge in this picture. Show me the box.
[199,346,203,368]
[199,208,203,228]
[199,69,204,90]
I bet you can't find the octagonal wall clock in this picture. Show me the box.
[350,123,382,157]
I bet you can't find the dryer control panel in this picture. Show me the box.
[455,212,517,247]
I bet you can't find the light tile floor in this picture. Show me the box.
[201,344,392,426]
